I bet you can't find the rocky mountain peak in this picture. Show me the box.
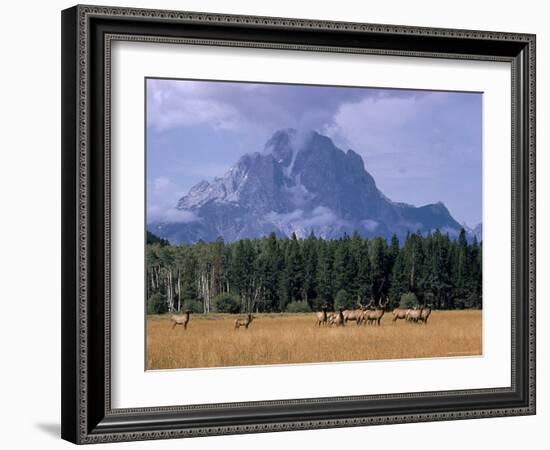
[151,129,468,244]
[264,128,298,168]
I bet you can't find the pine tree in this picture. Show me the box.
[316,240,334,308]
[389,234,400,267]
[452,228,469,308]
[230,239,256,311]
[333,234,351,295]
[302,233,318,307]
[347,231,363,302]
[428,230,449,308]
[466,236,482,308]
[285,232,304,303]
[258,232,283,312]
[354,237,372,304]
[180,249,198,308]
[389,252,406,309]
[369,237,388,301]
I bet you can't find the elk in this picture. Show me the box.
[361,300,375,325]
[418,304,432,324]
[392,308,409,322]
[405,306,423,323]
[343,303,367,325]
[315,305,329,327]
[331,308,346,327]
[234,313,255,330]
[361,297,388,326]
[171,310,191,330]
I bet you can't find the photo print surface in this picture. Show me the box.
[145,78,483,370]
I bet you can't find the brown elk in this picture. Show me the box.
[406,307,423,323]
[392,308,409,322]
[234,313,255,330]
[171,310,191,330]
[331,308,346,327]
[315,305,329,327]
[343,303,368,325]
[418,305,432,324]
[362,297,388,326]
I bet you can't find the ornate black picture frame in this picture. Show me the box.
[61,4,536,444]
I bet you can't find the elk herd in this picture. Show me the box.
[316,299,432,328]
[170,302,432,331]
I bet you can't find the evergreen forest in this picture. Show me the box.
[146,229,482,315]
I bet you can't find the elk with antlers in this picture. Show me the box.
[234,313,255,330]
[361,297,388,326]
[171,310,191,330]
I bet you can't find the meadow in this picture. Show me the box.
[146,310,482,370]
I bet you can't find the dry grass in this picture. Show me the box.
[146,310,482,370]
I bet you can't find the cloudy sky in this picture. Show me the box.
[146,78,482,228]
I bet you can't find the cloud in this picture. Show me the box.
[322,91,482,226]
[146,78,378,138]
[300,207,342,229]
[264,207,346,236]
[148,205,199,224]
[361,219,379,232]
[168,160,234,180]
[325,92,444,156]
[147,176,200,224]
[283,175,314,206]
[147,78,482,226]
[264,209,304,225]
[148,82,242,131]
[151,176,171,189]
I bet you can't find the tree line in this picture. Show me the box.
[146,229,482,314]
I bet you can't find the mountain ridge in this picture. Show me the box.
[149,129,470,244]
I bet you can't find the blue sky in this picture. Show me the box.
[146,78,482,228]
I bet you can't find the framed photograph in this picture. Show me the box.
[61,4,536,444]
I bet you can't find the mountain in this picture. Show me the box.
[146,231,170,246]
[149,129,467,244]
[473,223,482,241]
[463,223,482,242]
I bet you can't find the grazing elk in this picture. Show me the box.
[392,308,409,322]
[361,297,389,326]
[315,305,329,327]
[418,305,432,324]
[405,307,423,323]
[234,313,255,330]
[171,310,191,330]
[343,304,367,325]
[332,308,346,327]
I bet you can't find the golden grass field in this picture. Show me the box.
[146,310,481,370]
